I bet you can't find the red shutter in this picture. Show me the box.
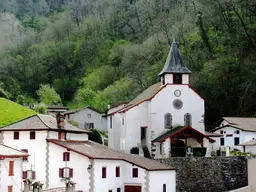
[9,161,14,176]
[69,168,73,178]
[30,131,36,140]
[59,168,63,178]
[22,171,27,179]
[8,186,13,192]
[117,188,121,192]
[102,167,106,178]
[116,167,120,177]
[32,171,36,179]
[63,152,70,161]
[14,132,19,140]
[132,168,138,178]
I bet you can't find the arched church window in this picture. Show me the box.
[165,113,172,129]
[184,113,192,126]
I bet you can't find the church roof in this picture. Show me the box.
[0,114,89,133]
[152,126,215,143]
[47,139,175,171]
[159,41,191,76]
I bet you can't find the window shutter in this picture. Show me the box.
[30,131,36,140]
[102,167,106,178]
[69,168,73,178]
[116,167,120,177]
[8,186,13,192]
[117,188,121,192]
[22,171,27,179]
[132,168,138,178]
[9,161,14,176]
[59,168,63,178]
[14,132,19,140]
[163,184,166,192]
[63,152,70,161]
[32,171,36,179]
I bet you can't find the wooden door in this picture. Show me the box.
[125,185,142,192]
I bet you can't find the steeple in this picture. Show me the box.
[159,40,191,76]
[159,40,191,85]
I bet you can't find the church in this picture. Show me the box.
[107,41,215,158]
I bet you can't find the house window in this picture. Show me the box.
[102,167,107,178]
[220,130,223,134]
[160,143,162,155]
[234,137,240,145]
[132,168,138,178]
[235,130,240,134]
[13,132,19,140]
[173,74,182,84]
[9,161,14,176]
[163,184,166,192]
[164,113,172,129]
[63,152,70,161]
[116,167,120,177]
[117,188,121,192]
[122,118,124,125]
[110,116,113,129]
[108,190,112,192]
[8,186,13,192]
[220,138,225,146]
[20,149,28,161]
[30,131,36,140]
[184,113,192,126]
[87,114,91,118]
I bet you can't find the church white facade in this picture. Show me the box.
[107,41,214,158]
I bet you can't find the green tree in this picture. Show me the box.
[36,84,62,105]
[88,128,102,144]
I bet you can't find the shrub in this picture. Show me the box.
[171,147,186,157]
[130,147,139,155]
[88,129,102,144]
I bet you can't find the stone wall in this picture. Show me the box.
[158,157,248,192]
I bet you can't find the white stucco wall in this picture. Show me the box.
[2,131,48,183]
[66,132,88,141]
[164,74,173,84]
[182,74,189,84]
[124,102,149,153]
[48,142,90,192]
[108,113,122,150]
[0,158,23,192]
[68,108,106,131]
[245,146,256,154]
[149,170,176,192]
[93,160,124,192]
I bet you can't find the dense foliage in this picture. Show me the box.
[0,0,256,126]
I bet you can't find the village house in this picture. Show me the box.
[47,105,69,116]
[0,144,28,192]
[107,40,215,158]
[0,113,176,192]
[64,106,107,132]
[211,117,256,153]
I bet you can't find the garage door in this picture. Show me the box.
[125,185,141,192]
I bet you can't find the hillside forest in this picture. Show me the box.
[0,0,256,127]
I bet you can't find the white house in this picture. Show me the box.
[47,139,176,192]
[0,113,89,189]
[107,40,215,158]
[211,117,256,153]
[0,144,28,192]
[64,106,107,132]
[0,113,176,192]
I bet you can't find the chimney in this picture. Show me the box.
[56,113,65,129]
[23,179,32,192]
[66,181,76,192]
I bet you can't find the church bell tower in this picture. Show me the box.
[159,41,191,86]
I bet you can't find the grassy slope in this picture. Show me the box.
[0,97,36,127]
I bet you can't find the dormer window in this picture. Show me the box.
[173,74,182,84]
